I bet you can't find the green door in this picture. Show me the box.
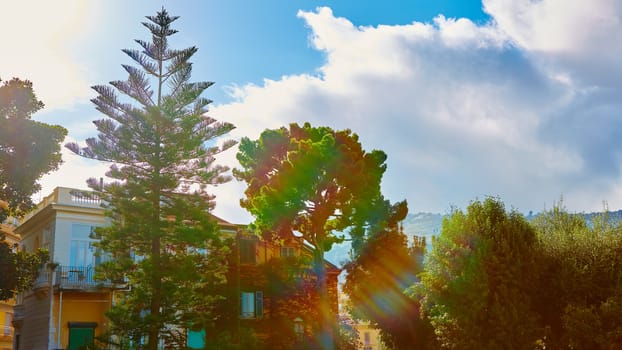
[68,327,94,350]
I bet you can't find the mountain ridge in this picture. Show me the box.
[325,209,622,267]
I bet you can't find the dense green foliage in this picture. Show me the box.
[394,199,622,349]
[234,123,386,349]
[0,77,62,301]
[67,9,235,349]
[0,77,67,221]
[344,199,437,349]
[418,198,540,349]
[335,315,360,350]
[531,206,622,348]
[0,234,48,301]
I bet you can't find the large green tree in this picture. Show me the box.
[531,206,622,348]
[234,123,386,349]
[67,9,235,349]
[0,77,63,300]
[418,198,541,349]
[0,77,67,221]
[0,233,48,301]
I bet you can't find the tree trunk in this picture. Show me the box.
[313,246,334,350]
[148,235,161,350]
[149,62,163,350]
[148,175,162,350]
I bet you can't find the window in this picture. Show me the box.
[188,246,208,255]
[70,224,100,267]
[240,291,263,319]
[293,318,304,341]
[280,246,295,257]
[130,249,145,263]
[43,226,52,251]
[363,331,372,350]
[187,329,205,349]
[4,313,12,335]
[239,239,256,264]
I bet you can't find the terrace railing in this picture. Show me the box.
[1,325,13,336]
[33,265,122,291]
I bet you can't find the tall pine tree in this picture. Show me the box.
[67,8,236,349]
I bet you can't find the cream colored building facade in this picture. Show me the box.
[12,187,115,350]
[355,321,386,350]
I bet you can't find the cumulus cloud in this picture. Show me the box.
[32,2,622,222]
[213,3,622,218]
[484,0,622,86]
[482,0,622,207]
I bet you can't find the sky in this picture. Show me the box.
[2,0,622,224]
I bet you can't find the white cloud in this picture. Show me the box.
[210,178,254,224]
[212,4,622,216]
[484,0,621,54]
[0,1,100,111]
[484,0,622,86]
[36,137,109,203]
[39,135,252,224]
[34,2,622,222]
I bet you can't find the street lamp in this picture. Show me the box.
[293,317,304,342]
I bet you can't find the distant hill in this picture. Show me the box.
[324,209,622,267]
[401,212,443,247]
[583,209,622,224]
[325,212,444,267]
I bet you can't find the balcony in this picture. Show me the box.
[33,265,123,292]
[1,325,13,340]
[58,265,100,289]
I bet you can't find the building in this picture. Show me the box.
[202,226,341,349]
[12,187,111,350]
[13,187,340,349]
[1,222,20,350]
[354,322,385,350]
[338,293,386,350]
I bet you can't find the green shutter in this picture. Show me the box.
[187,329,206,349]
[256,291,263,318]
[240,292,243,317]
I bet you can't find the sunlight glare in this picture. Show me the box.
[0,1,99,110]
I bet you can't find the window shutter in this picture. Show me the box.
[255,291,263,318]
[240,293,243,317]
[240,239,257,264]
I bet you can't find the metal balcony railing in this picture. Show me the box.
[33,265,121,291]
[1,325,13,336]
[57,265,99,289]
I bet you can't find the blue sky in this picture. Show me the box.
[2,1,622,223]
